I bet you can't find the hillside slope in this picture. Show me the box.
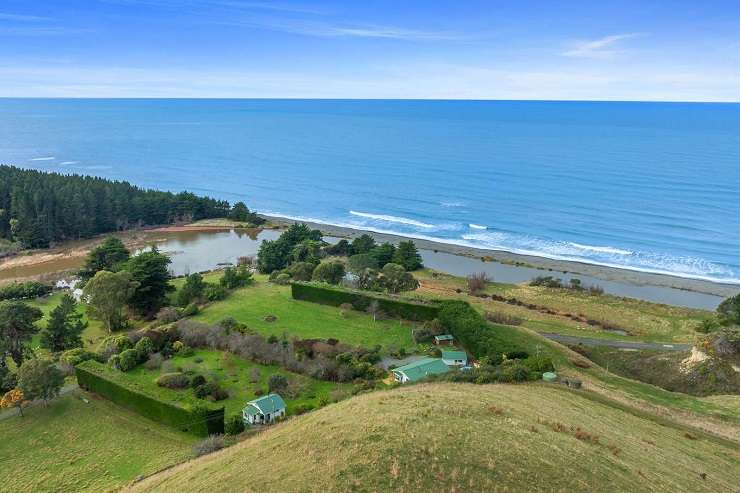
[127,383,740,493]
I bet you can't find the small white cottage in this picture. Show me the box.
[242,394,286,425]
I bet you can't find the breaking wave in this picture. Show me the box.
[349,210,435,229]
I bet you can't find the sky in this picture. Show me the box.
[0,0,739,101]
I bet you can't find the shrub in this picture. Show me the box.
[118,349,140,372]
[312,260,346,285]
[268,374,288,394]
[156,306,181,324]
[97,335,133,361]
[144,353,164,370]
[220,266,253,289]
[485,311,523,326]
[192,434,225,457]
[274,273,291,285]
[190,374,207,388]
[0,281,52,301]
[224,414,245,435]
[60,348,96,367]
[523,355,554,374]
[467,272,490,294]
[181,303,199,317]
[294,403,315,415]
[156,372,190,389]
[204,283,229,301]
[107,354,121,369]
[529,276,564,288]
[253,387,265,396]
[195,382,228,401]
[287,261,316,282]
[696,318,721,334]
[135,336,154,359]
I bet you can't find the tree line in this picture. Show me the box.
[0,165,262,248]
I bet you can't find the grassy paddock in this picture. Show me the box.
[414,270,710,343]
[187,280,418,353]
[124,349,350,417]
[0,390,196,493]
[128,383,740,493]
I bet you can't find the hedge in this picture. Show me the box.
[291,282,439,321]
[75,360,223,436]
[437,300,526,360]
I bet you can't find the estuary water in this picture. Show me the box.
[1,98,738,284]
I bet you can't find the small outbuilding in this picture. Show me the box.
[392,358,450,383]
[243,394,286,425]
[441,350,467,367]
[434,334,454,346]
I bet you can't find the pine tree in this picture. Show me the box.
[39,294,87,352]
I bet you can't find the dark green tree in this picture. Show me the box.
[370,243,396,268]
[347,253,379,274]
[18,359,64,405]
[0,301,43,367]
[257,224,322,273]
[392,240,423,271]
[39,294,87,352]
[125,248,173,318]
[79,236,130,280]
[350,234,376,255]
[220,266,253,289]
[177,272,206,306]
[229,202,251,222]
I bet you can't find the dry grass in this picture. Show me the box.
[128,383,740,493]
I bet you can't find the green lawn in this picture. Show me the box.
[124,349,351,417]
[188,279,417,353]
[0,390,196,493]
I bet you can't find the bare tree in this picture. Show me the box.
[466,272,491,294]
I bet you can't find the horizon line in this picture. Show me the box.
[0,96,738,104]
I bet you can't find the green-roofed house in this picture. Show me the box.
[392,358,450,383]
[441,350,468,368]
[242,394,286,425]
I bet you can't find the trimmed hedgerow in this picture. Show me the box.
[75,360,223,436]
[291,282,439,321]
[0,281,52,301]
[437,300,527,362]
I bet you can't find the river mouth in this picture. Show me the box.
[0,227,726,310]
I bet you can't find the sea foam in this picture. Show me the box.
[349,210,434,229]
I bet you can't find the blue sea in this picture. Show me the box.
[1,99,739,284]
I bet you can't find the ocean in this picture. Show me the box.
[1,98,739,284]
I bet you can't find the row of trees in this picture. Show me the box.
[0,165,262,248]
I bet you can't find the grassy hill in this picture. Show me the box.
[128,383,740,493]
[0,390,196,493]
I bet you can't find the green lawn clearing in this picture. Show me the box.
[0,390,196,493]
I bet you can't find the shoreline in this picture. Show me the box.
[261,215,739,299]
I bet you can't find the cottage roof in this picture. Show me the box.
[393,358,450,382]
[434,334,454,341]
[244,394,286,415]
[442,350,467,361]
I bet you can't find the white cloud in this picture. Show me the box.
[1,62,739,101]
[562,33,643,59]
[0,12,50,22]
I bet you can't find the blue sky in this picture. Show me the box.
[0,0,739,100]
